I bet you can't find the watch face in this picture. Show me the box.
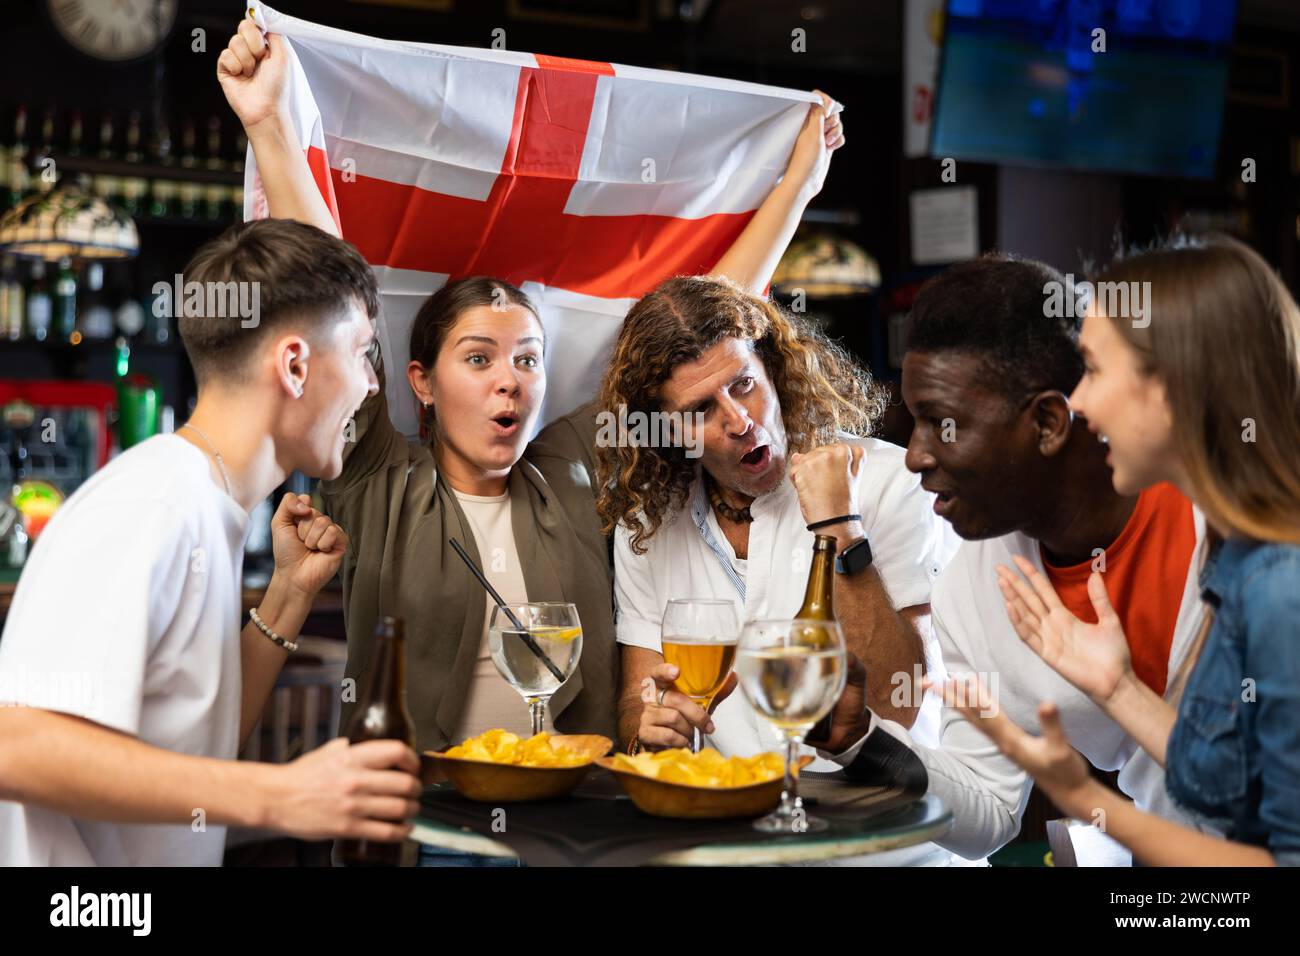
[835,537,873,575]
[49,0,178,62]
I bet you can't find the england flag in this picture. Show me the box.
[243,2,823,436]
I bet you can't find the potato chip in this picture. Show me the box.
[612,747,784,788]
[445,729,588,767]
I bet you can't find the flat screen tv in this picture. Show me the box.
[930,0,1238,179]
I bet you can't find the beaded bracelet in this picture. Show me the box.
[249,606,299,653]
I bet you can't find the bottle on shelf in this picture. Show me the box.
[119,176,146,217]
[204,116,225,171]
[152,118,174,167]
[67,110,84,157]
[37,106,55,162]
[144,286,171,345]
[124,111,143,164]
[32,106,58,191]
[179,119,198,169]
[78,261,115,341]
[97,110,116,161]
[114,292,146,340]
[26,261,53,343]
[203,183,226,221]
[149,177,175,218]
[177,180,200,220]
[118,110,148,212]
[53,256,78,343]
[1,256,25,341]
[7,104,29,209]
[114,334,130,377]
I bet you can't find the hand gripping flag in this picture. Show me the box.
[243,2,824,437]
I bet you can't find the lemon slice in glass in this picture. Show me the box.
[531,625,582,643]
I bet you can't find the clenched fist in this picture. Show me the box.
[272,492,349,600]
[217,18,290,135]
[789,442,866,547]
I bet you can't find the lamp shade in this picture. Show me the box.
[0,179,139,261]
[772,231,880,298]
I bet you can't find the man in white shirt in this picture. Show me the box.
[0,219,423,865]
[595,276,955,798]
[870,253,1211,862]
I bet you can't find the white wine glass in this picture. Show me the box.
[735,617,847,834]
[488,602,583,735]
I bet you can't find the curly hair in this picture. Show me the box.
[596,275,887,554]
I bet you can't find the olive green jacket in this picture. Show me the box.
[319,348,616,752]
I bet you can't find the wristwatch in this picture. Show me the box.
[834,536,873,575]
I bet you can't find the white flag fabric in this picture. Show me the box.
[243,2,821,437]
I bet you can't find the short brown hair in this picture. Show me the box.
[178,219,381,385]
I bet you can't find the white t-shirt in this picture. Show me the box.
[0,435,249,866]
[450,489,555,740]
[862,512,1217,862]
[615,438,962,865]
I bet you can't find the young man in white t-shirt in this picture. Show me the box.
[0,218,423,865]
[597,279,955,838]
[860,253,1211,863]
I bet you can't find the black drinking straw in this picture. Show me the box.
[448,537,567,683]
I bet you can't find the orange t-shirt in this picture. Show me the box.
[1040,483,1196,696]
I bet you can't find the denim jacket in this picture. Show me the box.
[1165,536,1300,865]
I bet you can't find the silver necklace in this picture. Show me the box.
[178,423,233,497]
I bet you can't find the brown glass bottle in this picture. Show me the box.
[800,535,838,746]
[338,616,416,867]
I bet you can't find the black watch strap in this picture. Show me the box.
[834,535,873,575]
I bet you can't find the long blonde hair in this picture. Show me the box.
[1095,235,1300,544]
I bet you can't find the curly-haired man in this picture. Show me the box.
[596,276,957,842]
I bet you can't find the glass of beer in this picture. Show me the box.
[660,598,741,753]
[735,617,846,834]
[489,602,583,735]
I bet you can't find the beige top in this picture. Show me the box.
[451,488,557,740]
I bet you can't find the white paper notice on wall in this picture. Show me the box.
[910,186,979,266]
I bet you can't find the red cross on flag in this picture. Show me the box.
[243,2,821,437]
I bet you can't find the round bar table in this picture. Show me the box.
[411,772,952,867]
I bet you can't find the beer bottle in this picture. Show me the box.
[26,260,52,343]
[53,257,77,343]
[123,111,143,164]
[799,534,838,747]
[338,616,416,866]
[97,111,115,161]
[67,110,83,157]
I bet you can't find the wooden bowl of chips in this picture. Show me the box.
[596,749,816,820]
[421,730,612,803]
